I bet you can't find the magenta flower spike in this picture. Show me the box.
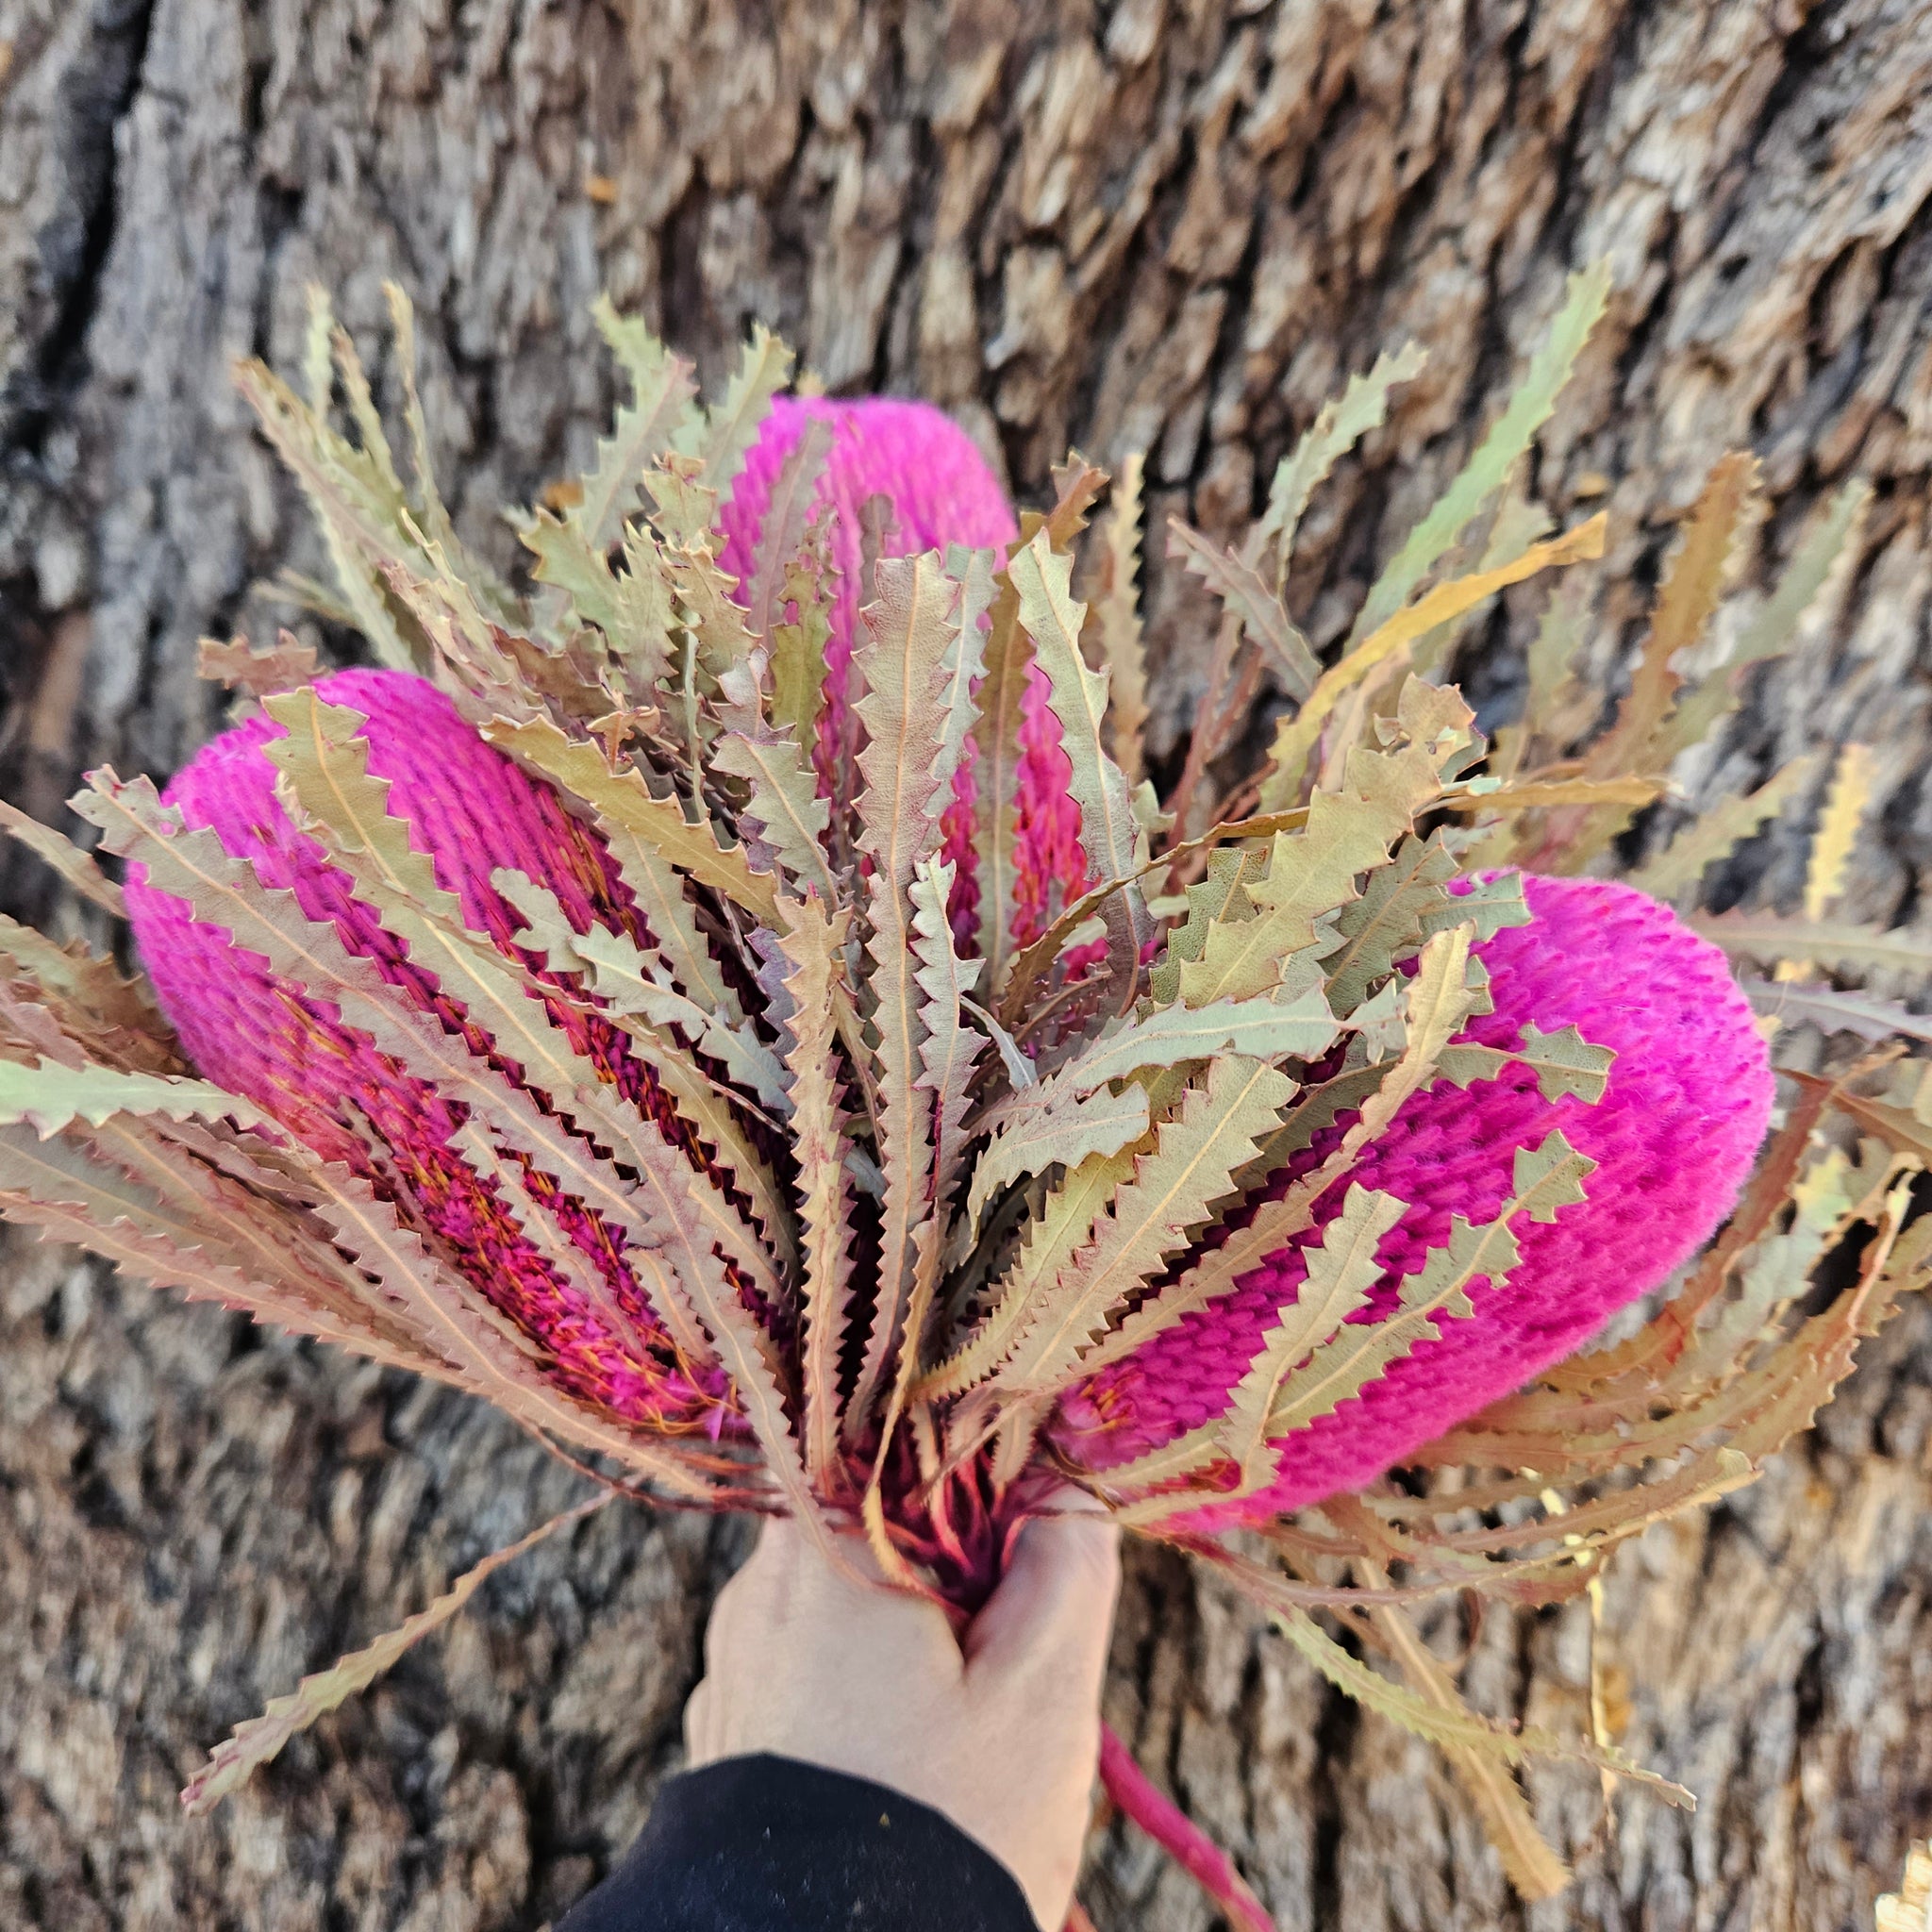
[1055,873,1776,1523]
[715,396,1090,950]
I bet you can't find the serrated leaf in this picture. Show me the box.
[0,1120,441,1379]
[1258,515,1607,811]
[1351,265,1609,645]
[1318,832,1458,1015]
[0,1058,270,1137]
[937,545,996,803]
[1252,341,1429,582]
[992,1054,1297,1393]
[1094,452,1150,780]
[1267,1605,1690,1806]
[1166,519,1321,700]
[774,890,854,1484]
[1043,983,1343,1102]
[197,631,321,699]
[1106,1184,1407,1514]
[769,541,837,744]
[1149,847,1257,1006]
[73,772,738,1359]
[574,298,698,550]
[1434,1021,1616,1104]
[742,413,834,646]
[0,799,128,918]
[1088,924,1488,1370]
[481,712,780,931]
[1587,450,1759,783]
[1692,916,1930,980]
[679,325,792,494]
[845,552,961,1430]
[1740,979,1932,1044]
[1265,1129,1592,1436]
[234,357,425,672]
[182,1494,609,1816]
[912,857,985,1207]
[1802,741,1875,924]
[621,1107,836,1551]
[1181,687,1477,1007]
[522,510,679,694]
[966,1079,1153,1230]
[1657,477,1870,763]
[1626,755,1817,900]
[261,691,790,1281]
[917,1140,1143,1402]
[490,866,789,1114]
[1008,529,1154,995]
[1418,871,1532,945]
[711,719,838,902]
[971,558,1034,985]
[1411,488,1553,682]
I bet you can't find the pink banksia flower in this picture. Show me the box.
[717,397,1090,951]
[126,666,735,1436]
[1055,874,1775,1523]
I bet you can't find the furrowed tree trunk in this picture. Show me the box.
[3,3,1930,1928]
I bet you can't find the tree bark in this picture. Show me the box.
[3,2,1931,1927]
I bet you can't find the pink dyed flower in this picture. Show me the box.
[1054,874,1774,1522]
[716,397,1089,949]
[126,666,732,1436]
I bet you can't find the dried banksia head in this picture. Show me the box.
[3,274,1924,1920]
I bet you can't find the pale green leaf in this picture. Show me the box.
[1251,341,1429,583]
[1350,265,1609,644]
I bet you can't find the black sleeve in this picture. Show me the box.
[555,1752,1040,1932]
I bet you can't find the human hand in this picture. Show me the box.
[683,1501,1123,1931]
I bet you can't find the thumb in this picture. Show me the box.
[965,1491,1120,1680]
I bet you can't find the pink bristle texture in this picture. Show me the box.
[125,666,732,1434]
[1053,874,1775,1523]
[715,395,1089,949]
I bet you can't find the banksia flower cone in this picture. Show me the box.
[5,278,1924,1916]
[1055,874,1774,1524]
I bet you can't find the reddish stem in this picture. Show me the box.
[1097,1723,1276,1932]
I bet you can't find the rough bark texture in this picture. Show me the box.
[3,2,1931,1928]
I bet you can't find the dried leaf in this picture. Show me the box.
[742,414,834,645]
[575,299,699,549]
[1166,520,1321,700]
[1657,477,1871,763]
[1094,452,1151,780]
[1252,341,1429,584]
[1625,756,1817,900]
[1803,741,1875,923]
[1587,451,1759,779]
[0,800,127,918]
[992,1055,1297,1393]
[1091,924,1489,1370]
[679,325,792,495]
[182,1494,610,1816]
[1351,265,1610,644]
[846,552,961,1430]
[198,631,321,698]
[1267,1131,1592,1437]
[1740,979,1932,1045]
[774,891,855,1483]
[1008,530,1155,993]
[1258,516,1607,811]
[1692,916,1930,980]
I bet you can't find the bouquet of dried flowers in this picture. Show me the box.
[3,263,1925,1925]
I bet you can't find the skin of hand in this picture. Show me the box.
[683,1500,1123,1932]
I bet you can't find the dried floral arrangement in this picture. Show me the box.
[2,261,1928,1929]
